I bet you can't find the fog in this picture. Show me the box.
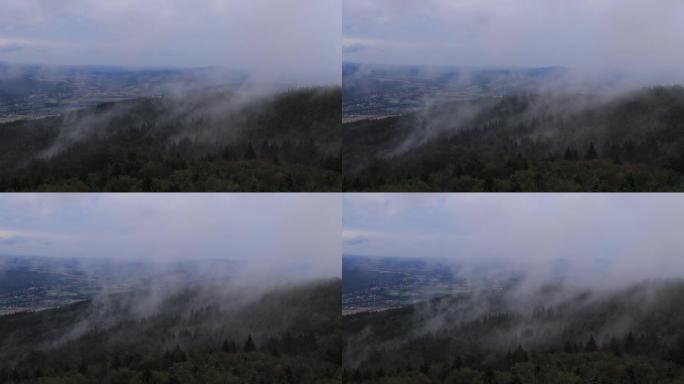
[343,193,684,290]
[343,193,684,367]
[386,89,628,156]
[0,193,342,282]
[344,0,684,84]
[31,85,340,159]
[0,0,341,85]
[0,194,341,358]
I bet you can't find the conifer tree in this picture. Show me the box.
[586,335,598,352]
[585,142,599,160]
[244,334,257,352]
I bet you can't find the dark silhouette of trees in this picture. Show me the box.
[586,335,599,352]
[243,334,257,352]
[564,147,579,161]
[624,332,636,354]
[585,142,599,160]
[343,86,684,192]
[243,142,257,160]
[609,337,621,356]
[0,280,341,383]
[0,87,341,192]
[222,339,237,353]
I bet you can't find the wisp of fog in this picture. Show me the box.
[0,193,341,283]
[344,193,684,291]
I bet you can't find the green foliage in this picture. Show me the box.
[0,87,341,192]
[343,279,684,383]
[0,279,342,384]
[343,86,684,191]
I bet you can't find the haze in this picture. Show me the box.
[344,0,684,83]
[344,193,684,288]
[0,0,341,85]
[0,193,341,280]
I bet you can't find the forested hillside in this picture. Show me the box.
[343,86,684,191]
[0,86,341,192]
[0,279,341,384]
[343,279,684,384]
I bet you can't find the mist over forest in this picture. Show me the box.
[342,64,684,192]
[1,276,341,384]
[0,194,341,383]
[0,83,341,192]
[0,0,342,192]
[343,194,684,383]
[342,1,684,192]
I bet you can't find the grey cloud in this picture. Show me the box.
[0,0,341,85]
[343,235,368,246]
[343,43,367,54]
[343,0,684,83]
[344,193,684,290]
[0,43,22,54]
[0,235,23,246]
[0,193,341,281]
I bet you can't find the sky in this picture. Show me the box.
[344,194,684,286]
[0,193,341,279]
[0,0,341,85]
[343,0,684,81]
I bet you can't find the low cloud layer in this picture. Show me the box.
[0,193,341,280]
[0,0,341,85]
[344,194,684,288]
[344,0,684,83]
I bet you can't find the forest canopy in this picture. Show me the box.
[0,279,342,384]
[343,86,684,192]
[0,86,341,192]
[343,279,684,384]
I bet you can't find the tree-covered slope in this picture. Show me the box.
[343,279,684,384]
[0,86,341,192]
[343,86,684,192]
[0,278,341,384]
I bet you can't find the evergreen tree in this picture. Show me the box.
[243,143,257,160]
[564,340,575,353]
[222,146,235,161]
[483,368,495,384]
[563,147,577,161]
[585,142,599,160]
[512,345,528,363]
[585,335,598,352]
[244,334,257,352]
[624,332,636,354]
[419,360,430,375]
[172,344,187,362]
[609,336,622,356]
[451,355,462,370]
[222,339,237,353]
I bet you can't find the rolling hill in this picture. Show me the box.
[0,278,341,384]
[343,86,684,192]
[0,86,341,192]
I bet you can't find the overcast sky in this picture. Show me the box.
[0,0,341,85]
[344,0,684,80]
[0,193,341,279]
[344,194,684,286]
